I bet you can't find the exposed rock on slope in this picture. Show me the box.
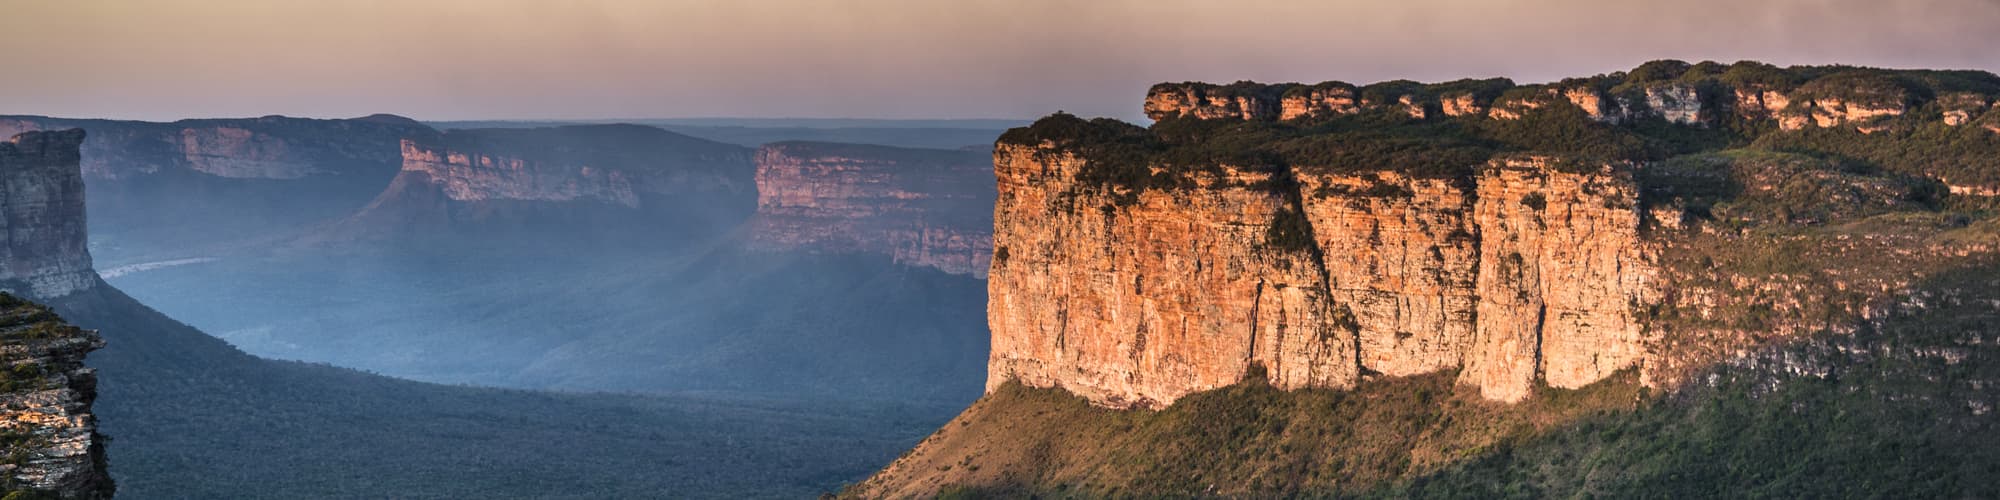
[0,294,110,498]
[0,115,434,265]
[990,60,2000,409]
[863,60,2000,498]
[748,141,994,277]
[0,131,94,299]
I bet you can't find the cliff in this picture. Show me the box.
[0,115,424,181]
[0,131,94,299]
[989,60,2000,408]
[1146,63,2000,167]
[861,60,2000,498]
[988,143,1653,406]
[0,115,435,266]
[335,125,756,245]
[0,294,110,498]
[748,141,994,277]
[0,131,110,498]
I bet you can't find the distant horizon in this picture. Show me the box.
[6,0,1997,122]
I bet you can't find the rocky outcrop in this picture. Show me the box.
[1940,93,1991,126]
[1139,62,2000,135]
[747,142,994,277]
[1637,83,1710,125]
[987,140,1656,407]
[0,131,94,299]
[0,294,110,498]
[1280,84,1360,120]
[1144,83,1287,121]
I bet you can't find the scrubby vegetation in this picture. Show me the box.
[883,59,2000,498]
[1000,59,2000,211]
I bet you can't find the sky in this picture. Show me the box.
[3,0,1999,122]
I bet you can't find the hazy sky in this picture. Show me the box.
[4,0,1998,122]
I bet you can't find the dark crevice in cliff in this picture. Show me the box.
[1247,279,1264,363]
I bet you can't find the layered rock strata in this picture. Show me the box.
[1144,64,1993,136]
[987,141,1655,407]
[748,142,994,276]
[0,295,110,498]
[0,131,94,298]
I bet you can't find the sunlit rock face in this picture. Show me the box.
[1144,83,1286,121]
[332,124,756,242]
[748,142,994,277]
[0,130,94,299]
[986,138,1657,407]
[0,295,111,499]
[1280,84,1361,120]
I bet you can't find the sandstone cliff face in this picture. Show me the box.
[1143,83,1285,121]
[988,141,1656,406]
[0,131,94,299]
[748,142,994,277]
[399,139,643,207]
[1280,85,1360,120]
[987,146,1346,408]
[0,294,110,498]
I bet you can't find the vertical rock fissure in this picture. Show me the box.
[1248,279,1265,364]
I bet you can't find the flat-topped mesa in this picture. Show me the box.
[748,142,996,277]
[0,130,95,299]
[987,123,1656,406]
[332,125,757,243]
[1142,60,2000,135]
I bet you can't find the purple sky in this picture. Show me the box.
[5,0,1998,122]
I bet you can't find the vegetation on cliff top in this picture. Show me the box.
[1001,60,2000,207]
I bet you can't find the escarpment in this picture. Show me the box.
[337,125,756,243]
[0,114,423,181]
[748,142,995,276]
[992,60,2000,408]
[989,142,1654,405]
[0,131,94,299]
[0,131,110,498]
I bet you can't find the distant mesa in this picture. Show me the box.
[747,141,996,277]
[326,124,757,247]
[985,59,2000,408]
[0,130,96,299]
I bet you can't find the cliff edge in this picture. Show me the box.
[0,130,110,498]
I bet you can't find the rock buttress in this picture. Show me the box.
[0,131,94,299]
[987,144,1656,407]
